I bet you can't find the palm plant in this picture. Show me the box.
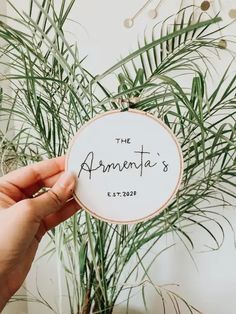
[0,1,235,313]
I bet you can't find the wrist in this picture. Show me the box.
[0,294,8,313]
[0,276,10,312]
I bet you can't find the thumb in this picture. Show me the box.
[30,171,76,218]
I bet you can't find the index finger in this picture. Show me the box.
[0,156,65,191]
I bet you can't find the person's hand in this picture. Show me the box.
[0,156,80,311]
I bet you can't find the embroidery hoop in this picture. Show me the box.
[66,109,184,224]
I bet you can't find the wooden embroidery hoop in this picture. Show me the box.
[66,109,184,224]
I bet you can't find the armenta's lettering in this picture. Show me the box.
[78,145,169,180]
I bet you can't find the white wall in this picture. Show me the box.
[2,1,236,313]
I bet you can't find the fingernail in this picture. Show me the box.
[58,171,76,191]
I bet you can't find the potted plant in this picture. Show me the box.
[0,1,235,313]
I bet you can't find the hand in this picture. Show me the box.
[0,156,80,311]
